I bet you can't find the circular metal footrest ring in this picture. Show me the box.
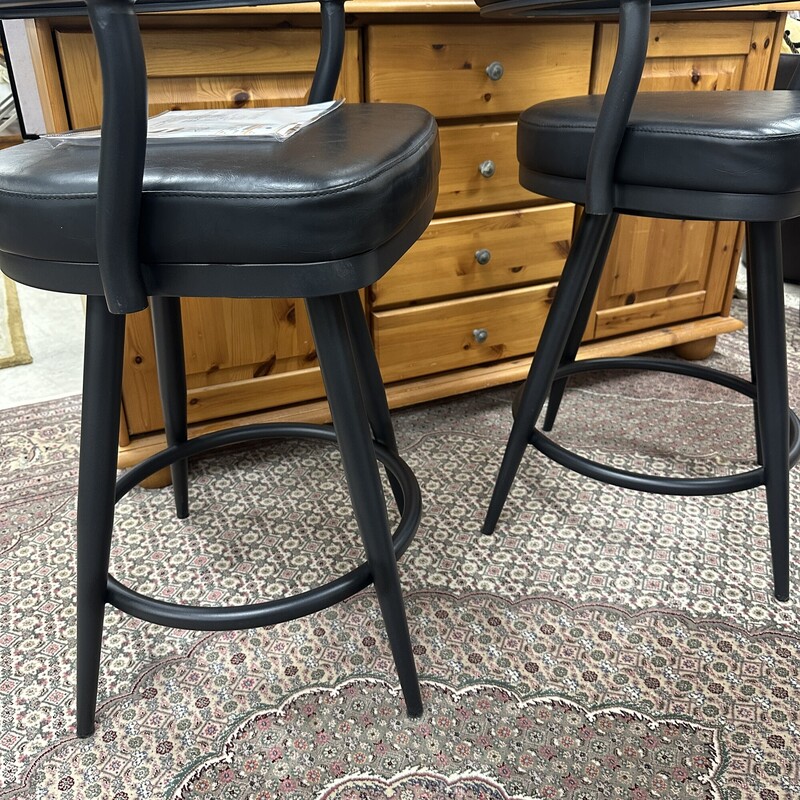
[521,356,800,497]
[107,422,421,631]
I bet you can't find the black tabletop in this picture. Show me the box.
[0,0,311,20]
[477,0,775,18]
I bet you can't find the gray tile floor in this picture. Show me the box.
[0,283,84,410]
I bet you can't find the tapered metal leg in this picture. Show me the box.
[745,242,764,467]
[151,296,189,519]
[542,213,618,432]
[483,213,615,536]
[306,294,422,716]
[340,291,404,511]
[747,222,791,602]
[76,296,126,737]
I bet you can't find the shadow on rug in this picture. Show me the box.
[1,299,798,799]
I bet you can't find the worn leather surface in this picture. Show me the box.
[518,91,800,196]
[0,103,439,266]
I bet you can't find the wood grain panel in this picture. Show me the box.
[121,29,325,77]
[366,23,593,118]
[592,19,778,93]
[121,297,319,434]
[635,55,744,92]
[595,292,707,338]
[372,204,573,308]
[591,19,757,93]
[121,308,162,435]
[146,74,320,113]
[373,284,558,383]
[702,221,744,316]
[57,28,361,128]
[740,19,783,91]
[643,19,756,58]
[180,297,316,383]
[597,216,716,308]
[185,367,325,425]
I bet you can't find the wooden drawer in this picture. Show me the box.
[372,204,573,309]
[366,23,594,119]
[437,122,545,214]
[373,284,557,383]
[57,27,362,128]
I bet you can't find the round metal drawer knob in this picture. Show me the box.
[475,249,492,265]
[473,328,489,344]
[478,160,496,178]
[485,61,504,81]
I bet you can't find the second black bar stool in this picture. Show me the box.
[477,0,799,601]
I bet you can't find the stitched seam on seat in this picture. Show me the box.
[519,121,596,131]
[0,125,438,202]
[0,190,94,200]
[152,130,437,198]
[519,119,800,142]
[624,126,800,141]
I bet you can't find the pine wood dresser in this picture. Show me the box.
[22,1,789,473]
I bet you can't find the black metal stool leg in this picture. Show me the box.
[76,296,126,737]
[542,212,618,432]
[483,213,615,536]
[151,296,189,519]
[340,291,404,511]
[747,221,791,602]
[745,244,764,467]
[306,294,422,716]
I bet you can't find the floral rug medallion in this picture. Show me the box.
[176,679,722,799]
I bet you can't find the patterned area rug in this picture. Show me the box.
[1,300,799,799]
[0,275,31,369]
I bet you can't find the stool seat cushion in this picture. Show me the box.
[518,91,800,196]
[0,103,439,266]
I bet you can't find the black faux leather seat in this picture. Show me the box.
[0,105,438,285]
[518,92,800,210]
[479,0,799,603]
[0,0,439,740]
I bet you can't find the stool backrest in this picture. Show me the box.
[777,52,800,91]
[0,0,346,314]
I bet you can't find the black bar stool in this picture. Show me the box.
[0,0,439,736]
[476,0,799,601]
